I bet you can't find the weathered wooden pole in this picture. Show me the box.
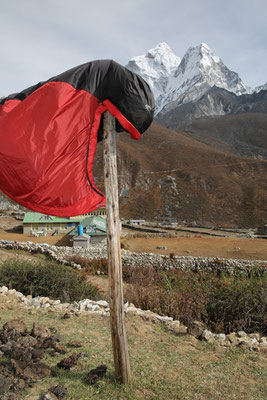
[103,111,131,384]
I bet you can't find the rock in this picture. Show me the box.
[49,383,68,399]
[41,393,58,400]
[32,323,51,340]
[248,333,260,340]
[260,336,267,344]
[0,286,9,293]
[188,321,206,338]
[31,299,41,307]
[238,337,251,347]
[201,329,215,344]
[237,331,247,338]
[226,332,239,346]
[40,297,50,305]
[168,321,188,335]
[137,311,158,323]
[85,364,107,385]
[52,300,61,305]
[96,300,109,308]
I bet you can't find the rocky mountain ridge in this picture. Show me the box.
[126,42,263,115]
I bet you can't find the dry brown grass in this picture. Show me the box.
[124,235,267,260]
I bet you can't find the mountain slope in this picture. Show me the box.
[181,113,267,160]
[93,123,267,228]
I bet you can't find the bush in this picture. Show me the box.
[204,275,267,333]
[123,266,267,334]
[0,259,101,303]
[68,256,108,275]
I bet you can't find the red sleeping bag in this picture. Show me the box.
[0,60,154,216]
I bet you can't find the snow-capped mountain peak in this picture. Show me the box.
[126,43,181,113]
[127,42,252,115]
[145,42,181,74]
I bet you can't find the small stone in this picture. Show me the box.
[8,289,17,294]
[168,321,188,335]
[188,321,206,338]
[40,297,50,305]
[201,329,215,344]
[237,331,247,338]
[226,333,239,346]
[42,393,58,400]
[0,286,9,293]
[41,303,51,309]
[260,336,267,344]
[96,300,109,308]
[248,333,260,340]
[31,299,41,307]
[52,300,61,305]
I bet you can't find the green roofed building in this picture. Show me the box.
[22,212,81,236]
[69,216,107,245]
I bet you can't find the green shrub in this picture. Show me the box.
[123,266,267,334]
[0,259,101,302]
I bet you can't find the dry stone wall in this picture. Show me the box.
[0,240,266,276]
[0,286,266,353]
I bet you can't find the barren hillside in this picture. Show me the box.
[93,122,267,228]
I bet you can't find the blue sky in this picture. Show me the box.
[1,0,266,95]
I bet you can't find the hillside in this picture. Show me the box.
[181,113,267,159]
[93,122,267,228]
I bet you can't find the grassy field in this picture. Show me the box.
[0,293,266,400]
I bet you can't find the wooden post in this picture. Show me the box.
[103,111,131,384]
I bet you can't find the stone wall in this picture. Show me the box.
[0,285,266,352]
[0,240,266,276]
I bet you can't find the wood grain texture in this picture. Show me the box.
[103,111,131,384]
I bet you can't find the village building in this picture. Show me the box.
[69,216,107,245]
[22,212,81,236]
[71,233,91,249]
[22,208,107,237]
[69,207,106,219]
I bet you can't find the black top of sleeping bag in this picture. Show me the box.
[1,59,155,140]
